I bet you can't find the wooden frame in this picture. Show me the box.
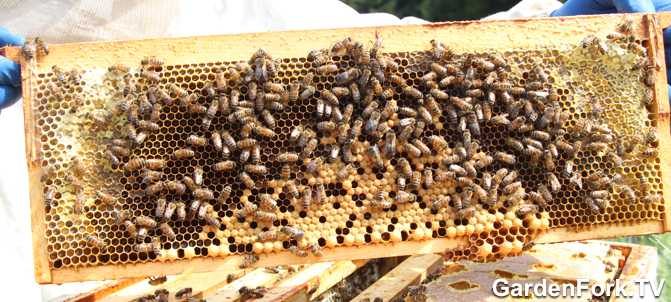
[8,12,671,284]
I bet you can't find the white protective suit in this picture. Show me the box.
[0,0,565,301]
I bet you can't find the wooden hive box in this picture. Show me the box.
[8,12,671,284]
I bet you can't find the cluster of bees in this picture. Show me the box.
[35,17,661,266]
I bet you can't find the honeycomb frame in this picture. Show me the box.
[11,13,671,284]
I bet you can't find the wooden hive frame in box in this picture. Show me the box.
[8,12,671,284]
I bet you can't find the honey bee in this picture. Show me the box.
[125,158,166,172]
[163,202,176,221]
[259,194,277,211]
[309,243,323,257]
[140,69,161,82]
[186,200,201,221]
[365,111,381,134]
[241,164,267,176]
[236,200,258,220]
[504,137,524,153]
[238,138,257,150]
[288,245,309,257]
[180,176,197,192]
[169,202,185,222]
[210,160,236,172]
[411,139,431,156]
[531,130,551,142]
[331,67,359,84]
[643,127,659,145]
[255,229,280,243]
[394,158,412,178]
[239,286,267,300]
[140,56,164,68]
[133,216,157,229]
[255,211,277,223]
[503,181,522,195]
[280,226,305,240]
[20,39,38,60]
[188,102,207,114]
[175,287,194,300]
[158,222,176,240]
[193,188,214,201]
[456,207,476,220]
[316,121,337,134]
[135,121,159,134]
[315,63,337,74]
[183,135,207,148]
[495,152,516,165]
[367,145,383,168]
[350,118,364,141]
[318,89,339,106]
[263,93,281,104]
[425,136,448,154]
[419,168,433,189]
[379,88,394,100]
[299,84,317,100]
[83,234,107,250]
[121,219,138,237]
[328,145,340,163]
[614,185,636,203]
[285,126,303,144]
[253,125,275,138]
[547,172,561,193]
[642,194,662,204]
[126,103,140,125]
[429,88,449,100]
[490,114,511,126]
[240,171,255,189]
[328,164,352,182]
[617,19,634,34]
[135,238,161,255]
[315,182,326,204]
[395,190,417,204]
[543,150,556,171]
[281,181,299,201]
[305,157,323,174]
[428,39,452,61]
[584,197,605,214]
[506,116,525,132]
[383,132,397,158]
[155,198,170,219]
[371,192,392,210]
[107,63,129,75]
[515,204,539,217]
[110,208,129,225]
[277,152,300,163]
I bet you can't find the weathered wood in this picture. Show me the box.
[207,268,286,302]
[610,242,659,301]
[351,254,443,302]
[96,270,241,302]
[64,279,144,302]
[255,260,368,302]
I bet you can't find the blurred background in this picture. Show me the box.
[343,0,671,299]
[343,0,519,21]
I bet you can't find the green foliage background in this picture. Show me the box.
[342,0,519,21]
[343,1,670,300]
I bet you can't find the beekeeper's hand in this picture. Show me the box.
[552,0,671,100]
[0,27,24,110]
